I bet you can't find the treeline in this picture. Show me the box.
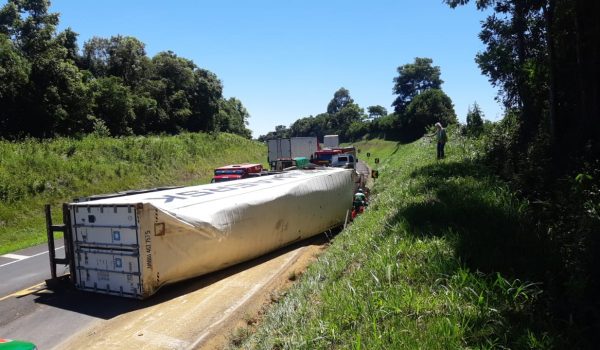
[259,57,459,143]
[444,0,600,346]
[0,0,252,139]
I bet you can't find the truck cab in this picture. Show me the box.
[211,163,263,183]
[312,149,343,166]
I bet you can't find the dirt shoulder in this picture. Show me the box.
[57,235,330,350]
[199,242,327,350]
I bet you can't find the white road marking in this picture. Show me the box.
[0,246,64,268]
[1,253,29,260]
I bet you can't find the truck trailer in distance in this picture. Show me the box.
[267,137,319,168]
[323,135,339,148]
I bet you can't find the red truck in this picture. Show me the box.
[312,149,343,166]
[211,163,263,183]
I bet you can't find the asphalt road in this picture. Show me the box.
[0,166,365,348]
[0,239,88,349]
[0,234,331,349]
[0,239,66,297]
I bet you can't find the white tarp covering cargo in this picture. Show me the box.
[68,168,354,299]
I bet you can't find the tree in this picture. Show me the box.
[4,0,60,59]
[0,33,30,138]
[327,87,354,115]
[0,0,94,138]
[259,124,290,141]
[444,2,600,346]
[466,101,484,136]
[56,27,79,62]
[347,120,369,141]
[289,114,329,140]
[107,36,149,87]
[367,105,388,119]
[216,97,252,139]
[151,51,195,94]
[132,92,163,134]
[370,113,399,140]
[332,103,365,141]
[81,36,111,77]
[401,89,456,141]
[187,68,223,132]
[146,52,223,133]
[0,0,238,139]
[392,57,443,113]
[90,76,134,136]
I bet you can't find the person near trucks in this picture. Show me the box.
[434,122,447,159]
[352,188,368,218]
[353,188,368,208]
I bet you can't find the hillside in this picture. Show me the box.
[234,135,561,349]
[0,133,265,254]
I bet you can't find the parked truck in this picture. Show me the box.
[323,135,339,148]
[45,167,355,299]
[211,163,264,183]
[312,148,342,166]
[330,153,356,169]
[267,137,319,169]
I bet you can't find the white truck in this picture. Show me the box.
[267,137,319,168]
[323,135,339,148]
[330,153,356,169]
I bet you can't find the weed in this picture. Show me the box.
[234,136,558,349]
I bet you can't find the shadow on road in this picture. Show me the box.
[32,229,339,319]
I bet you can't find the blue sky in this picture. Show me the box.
[46,0,501,138]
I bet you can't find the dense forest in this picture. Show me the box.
[444,1,600,346]
[0,0,252,139]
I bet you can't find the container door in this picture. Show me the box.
[279,139,291,159]
[71,205,142,298]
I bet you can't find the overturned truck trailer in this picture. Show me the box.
[48,168,354,299]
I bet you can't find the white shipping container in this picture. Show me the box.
[267,138,292,163]
[290,137,318,159]
[68,168,354,299]
[324,135,339,148]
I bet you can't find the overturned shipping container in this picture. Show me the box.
[64,168,354,299]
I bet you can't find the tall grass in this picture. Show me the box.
[235,133,557,349]
[0,133,265,254]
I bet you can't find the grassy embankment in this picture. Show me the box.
[0,133,265,254]
[234,134,556,349]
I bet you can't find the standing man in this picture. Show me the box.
[435,122,447,159]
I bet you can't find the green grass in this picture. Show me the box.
[235,134,555,349]
[0,133,265,254]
